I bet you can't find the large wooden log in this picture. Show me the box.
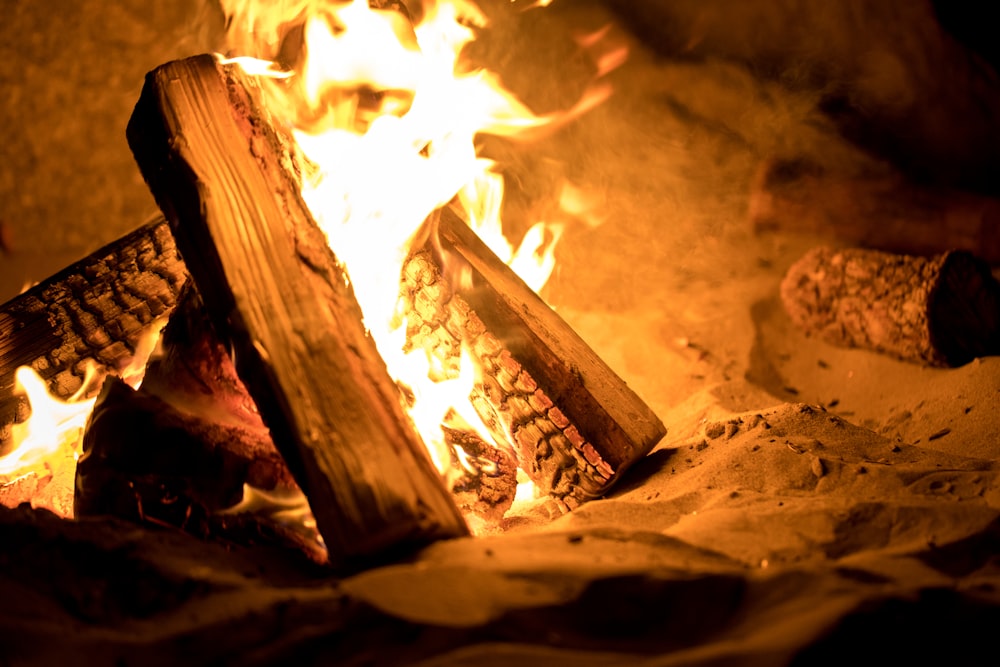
[401,209,666,509]
[749,159,1000,263]
[0,217,187,444]
[126,54,467,568]
[781,246,1000,366]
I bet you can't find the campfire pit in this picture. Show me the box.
[1,2,665,567]
[4,0,1000,664]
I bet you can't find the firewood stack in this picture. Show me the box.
[0,53,669,569]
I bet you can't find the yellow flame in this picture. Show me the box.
[0,319,167,500]
[0,367,96,477]
[215,0,623,517]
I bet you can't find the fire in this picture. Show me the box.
[219,0,620,520]
[0,366,95,478]
[0,320,166,515]
[1,0,620,529]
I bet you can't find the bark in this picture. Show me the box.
[780,246,1000,366]
[0,217,187,444]
[126,54,467,569]
[750,159,1000,263]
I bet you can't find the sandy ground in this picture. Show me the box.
[2,0,1000,664]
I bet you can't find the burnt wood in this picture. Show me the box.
[781,246,1000,366]
[126,54,467,568]
[401,245,615,510]
[75,286,314,557]
[422,208,667,503]
[0,217,187,445]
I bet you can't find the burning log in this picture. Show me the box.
[0,217,186,442]
[403,210,667,510]
[780,246,1000,367]
[126,54,468,567]
[74,285,325,560]
[749,159,1000,263]
[442,425,518,524]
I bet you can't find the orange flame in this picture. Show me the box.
[219,0,622,522]
[0,320,167,513]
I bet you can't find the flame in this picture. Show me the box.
[1,2,620,528]
[0,367,96,478]
[219,0,621,522]
[0,320,167,513]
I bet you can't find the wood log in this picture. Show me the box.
[438,209,667,484]
[126,54,468,567]
[441,424,518,524]
[780,246,1000,366]
[0,217,187,444]
[400,209,667,509]
[750,158,1000,259]
[749,159,1000,263]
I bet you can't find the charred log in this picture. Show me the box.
[780,246,1000,366]
[77,378,322,558]
[74,283,322,559]
[441,424,518,525]
[126,54,468,568]
[437,210,666,492]
[0,217,187,444]
[400,209,666,510]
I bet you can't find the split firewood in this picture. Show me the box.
[126,54,468,568]
[780,246,1000,366]
[0,217,187,443]
[401,209,667,510]
[749,159,1000,263]
[77,378,326,561]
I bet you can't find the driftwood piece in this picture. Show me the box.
[0,217,186,443]
[780,246,1000,366]
[749,159,1000,263]
[127,54,467,568]
[400,209,666,509]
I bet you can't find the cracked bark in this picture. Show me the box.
[0,217,187,444]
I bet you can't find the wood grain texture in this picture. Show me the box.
[0,217,186,443]
[126,55,467,568]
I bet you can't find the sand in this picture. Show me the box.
[2,0,999,664]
